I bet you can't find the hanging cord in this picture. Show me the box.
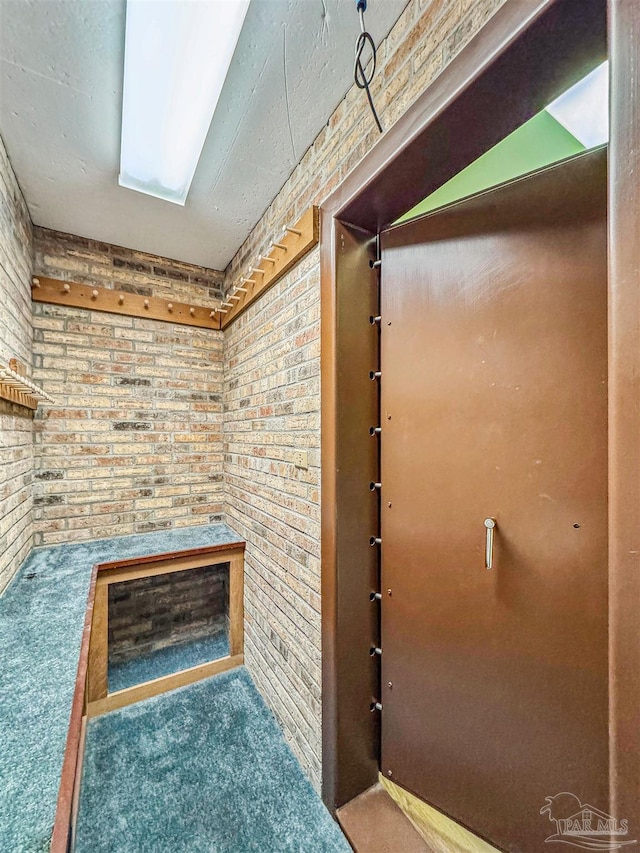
[354,0,383,134]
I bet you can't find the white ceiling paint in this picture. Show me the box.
[0,0,408,270]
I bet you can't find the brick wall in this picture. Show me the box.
[108,563,229,663]
[224,0,506,294]
[31,229,225,545]
[224,248,322,783]
[0,133,34,594]
[223,0,506,790]
[0,0,507,788]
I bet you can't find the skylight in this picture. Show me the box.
[396,60,609,223]
[119,0,250,206]
[546,61,609,148]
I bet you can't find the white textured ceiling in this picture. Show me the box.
[0,0,407,270]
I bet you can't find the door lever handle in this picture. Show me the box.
[484,518,496,569]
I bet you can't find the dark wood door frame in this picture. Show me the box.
[320,0,639,830]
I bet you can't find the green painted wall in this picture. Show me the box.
[397,110,585,223]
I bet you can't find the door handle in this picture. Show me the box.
[484,518,496,569]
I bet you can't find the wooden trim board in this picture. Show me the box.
[94,541,245,572]
[69,716,87,853]
[228,550,244,657]
[86,580,108,703]
[86,654,244,717]
[50,563,100,853]
[95,547,243,585]
[221,206,319,328]
[32,276,223,331]
[380,776,500,853]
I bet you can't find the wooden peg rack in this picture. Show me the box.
[30,205,318,331]
[221,205,319,328]
[31,278,223,331]
[0,359,54,410]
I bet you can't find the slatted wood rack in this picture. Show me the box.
[0,359,53,409]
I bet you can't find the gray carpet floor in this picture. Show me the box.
[75,667,351,853]
[109,630,230,692]
[0,523,241,853]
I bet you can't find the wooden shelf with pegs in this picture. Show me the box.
[221,205,319,328]
[0,358,54,410]
[30,206,318,332]
[31,277,223,331]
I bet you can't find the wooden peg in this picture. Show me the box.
[285,226,302,236]
[234,286,248,293]
[190,307,195,316]
[217,308,228,314]
[32,278,41,288]
[262,256,276,265]
[118,294,125,305]
[221,301,233,308]
[144,299,150,308]
[241,277,256,285]
[210,310,217,319]
[230,295,240,301]
[250,268,265,276]
[273,243,287,251]
[63,283,70,293]
[91,289,99,299]
[168,303,173,312]
[9,358,26,375]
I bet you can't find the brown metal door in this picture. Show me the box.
[379,149,608,852]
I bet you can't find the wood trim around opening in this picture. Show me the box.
[86,654,244,718]
[50,541,245,853]
[49,564,99,853]
[87,546,245,707]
